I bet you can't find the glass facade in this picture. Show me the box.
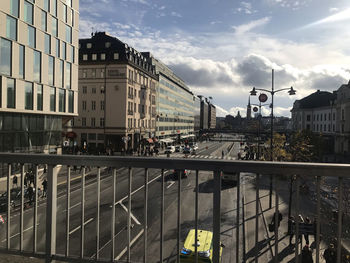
[68,90,74,113]
[63,4,67,22]
[6,16,17,41]
[70,46,74,63]
[66,25,72,44]
[48,56,54,85]
[50,87,56,111]
[23,1,33,24]
[43,0,49,11]
[37,84,43,110]
[45,33,51,54]
[58,88,65,112]
[56,39,60,57]
[33,50,41,82]
[10,0,19,18]
[62,42,66,59]
[28,25,35,48]
[19,45,24,78]
[0,38,12,76]
[66,62,71,89]
[25,82,33,110]
[52,0,57,16]
[60,60,64,87]
[7,78,15,108]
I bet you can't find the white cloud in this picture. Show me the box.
[329,7,339,13]
[171,11,182,18]
[232,17,271,34]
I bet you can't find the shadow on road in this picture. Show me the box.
[195,179,237,193]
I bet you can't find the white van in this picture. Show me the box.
[165,146,175,154]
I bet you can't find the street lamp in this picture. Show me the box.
[250,69,296,208]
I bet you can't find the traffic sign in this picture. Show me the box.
[259,93,268,103]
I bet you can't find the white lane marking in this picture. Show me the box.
[204,156,209,159]
[115,229,144,261]
[167,181,175,189]
[119,203,141,225]
[69,217,94,235]
[1,223,39,242]
[63,202,81,212]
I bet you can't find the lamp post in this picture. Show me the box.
[250,69,296,208]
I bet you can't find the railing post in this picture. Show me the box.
[46,165,58,263]
[213,171,221,263]
[337,177,343,263]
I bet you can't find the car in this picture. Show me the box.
[183,146,192,154]
[165,146,175,154]
[173,169,191,179]
[175,145,183,152]
[188,142,199,151]
[180,229,223,263]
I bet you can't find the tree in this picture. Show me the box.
[262,133,291,161]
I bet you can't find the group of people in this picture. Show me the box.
[12,169,48,207]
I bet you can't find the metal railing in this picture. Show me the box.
[0,153,349,263]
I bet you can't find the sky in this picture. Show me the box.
[79,0,350,117]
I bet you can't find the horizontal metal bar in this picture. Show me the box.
[1,153,350,177]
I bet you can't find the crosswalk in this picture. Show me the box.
[164,153,237,160]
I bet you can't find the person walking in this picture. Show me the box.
[42,179,47,198]
[12,174,18,189]
[304,216,311,245]
[288,216,296,245]
[323,243,337,263]
[27,184,34,206]
[301,244,313,263]
[221,150,224,159]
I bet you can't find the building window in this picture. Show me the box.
[43,0,50,11]
[82,86,87,93]
[52,17,58,37]
[19,45,24,78]
[87,43,92,49]
[333,124,335,132]
[91,69,96,78]
[37,84,43,110]
[66,62,71,89]
[50,87,56,111]
[92,54,97,60]
[100,118,104,127]
[101,53,106,60]
[33,50,41,82]
[100,101,105,110]
[91,118,96,127]
[68,90,74,113]
[6,16,17,41]
[60,60,64,87]
[52,0,57,16]
[25,82,33,110]
[45,33,51,54]
[24,1,33,24]
[342,109,345,120]
[82,100,86,110]
[333,112,336,121]
[28,25,35,48]
[41,10,47,31]
[92,87,96,93]
[91,101,96,110]
[59,88,65,112]
[101,69,105,78]
[62,42,66,60]
[83,54,88,61]
[71,46,74,63]
[0,38,12,76]
[7,78,15,108]
[66,25,72,44]
[306,115,310,121]
[113,53,119,60]
[48,56,54,86]
[328,124,331,132]
[10,0,19,18]
[82,117,86,126]
[63,4,67,22]
[82,69,87,78]
[320,114,322,121]
[56,39,60,57]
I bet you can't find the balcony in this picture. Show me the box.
[128,110,133,115]
[0,153,349,263]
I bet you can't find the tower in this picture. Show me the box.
[247,97,252,120]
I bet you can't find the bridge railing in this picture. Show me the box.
[0,153,348,263]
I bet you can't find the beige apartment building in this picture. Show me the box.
[0,0,79,154]
[74,32,157,154]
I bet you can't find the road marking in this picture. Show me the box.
[69,217,94,235]
[167,181,175,189]
[1,224,39,242]
[119,203,141,225]
[63,202,81,212]
[115,229,144,261]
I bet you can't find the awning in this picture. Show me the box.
[147,138,153,144]
[159,138,174,143]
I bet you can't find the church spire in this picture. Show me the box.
[247,97,252,120]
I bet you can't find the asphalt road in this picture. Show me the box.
[0,138,248,262]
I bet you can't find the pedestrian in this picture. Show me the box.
[297,214,305,245]
[304,216,311,245]
[323,243,337,263]
[269,211,283,234]
[301,244,313,263]
[288,216,295,245]
[24,173,28,188]
[12,174,18,188]
[42,179,47,198]
[27,184,34,206]
[222,150,224,159]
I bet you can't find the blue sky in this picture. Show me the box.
[79,0,350,117]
